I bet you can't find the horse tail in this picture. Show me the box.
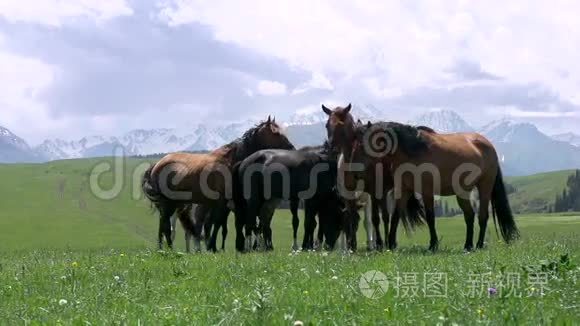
[142,165,163,208]
[400,193,425,232]
[491,166,519,243]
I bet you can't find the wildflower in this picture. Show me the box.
[384,307,390,313]
[58,299,68,306]
[488,287,497,296]
[331,275,338,280]
[71,262,78,268]
[315,269,320,274]
[477,308,484,317]
[114,275,120,282]
[119,253,125,257]
[294,321,304,326]
[303,290,309,295]
[60,276,67,280]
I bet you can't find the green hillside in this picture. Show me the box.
[437,169,576,215]
[506,169,577,213]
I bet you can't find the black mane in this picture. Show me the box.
[222,120,274,162]
[355,121,429,157]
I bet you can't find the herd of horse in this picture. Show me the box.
[142,104,520,253]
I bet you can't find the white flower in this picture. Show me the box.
[114,275,120,282]
[315,269,320,274]
[294,321,304,326]
[60,276,67,280]
[331,276,338,280]
[58,299,68,306]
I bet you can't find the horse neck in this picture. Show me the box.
[210,139,253,165]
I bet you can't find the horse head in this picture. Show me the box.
[322,103,356,153]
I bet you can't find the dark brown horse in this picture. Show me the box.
[142,117,295,250]
[322,104,424,251]
[348,121,519,251]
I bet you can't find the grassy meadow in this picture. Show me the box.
[0,158,579,324]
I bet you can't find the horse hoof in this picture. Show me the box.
[429,243,439,252]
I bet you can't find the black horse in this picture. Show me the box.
[232,142,343,252]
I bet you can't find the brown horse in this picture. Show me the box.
[322,104,424,251]
[142,117,295,250]
[348,121,519,251]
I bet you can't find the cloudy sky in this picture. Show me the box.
[1,0,579,144]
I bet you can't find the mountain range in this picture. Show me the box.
[1,107,579,176]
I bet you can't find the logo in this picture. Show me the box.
[359,270,389,299]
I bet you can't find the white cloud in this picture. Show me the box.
[256,80,287,96]
[292,72,333,95]
[158,0,580,108]
[0,0,133,26]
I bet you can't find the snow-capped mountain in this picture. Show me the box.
[3,107,580,177]
[35,120,258,161]
[480,120,580,175]
[0,126,41,163]
[36,136,119,160]
[410,109,474,133]
[552,132,580,147]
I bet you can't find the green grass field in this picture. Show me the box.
[0,159,579,324]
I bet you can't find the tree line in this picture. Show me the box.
[553,169,580,212]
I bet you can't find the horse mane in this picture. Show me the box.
[416,125,436,133]
[216,119,274,162]
[356,121,430,157]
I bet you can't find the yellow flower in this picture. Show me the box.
[303,290,309,295]
[71,261,78,268]
[119,253,125,257]
[384,307,390,313]
[477,308,484,317]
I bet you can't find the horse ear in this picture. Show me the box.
[345,103,352,112]
[322,104,332,116]
[267,115,271,124]
[367,121,372,127]
[272,116,276,123]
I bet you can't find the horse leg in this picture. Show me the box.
[301,200,314,250]
[245,200,260,252]
[234,206,246,252]
[422,194,439,251]
[380,192,391,251]
[170,214,177,247]
[316,214,324,250]
[159,203,177,249]
[457,196,475,252]
[221,218,228,251]
[370,197,382,251]
[157,206,165,250]
[176,205,199,253]
[290,198,300,251]
[476,183,493,249]
[387,198,402,250]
